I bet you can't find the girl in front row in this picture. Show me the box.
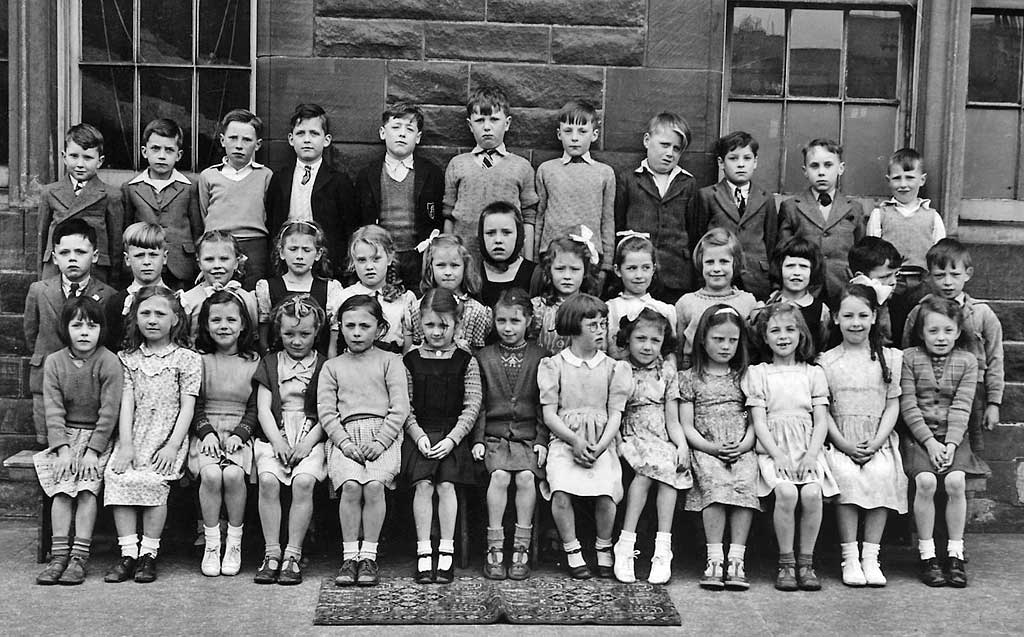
[403,288,483,584]
[529,229,597,355]
[320,295,410,587]
[613,307,690,585]
[104,287,200,584]
[681,305,759,591]
[34,297,122,585]
[538,294,632,579]
[188,290,261,577]
[743,303,837,592]
[901,296,989,588]
[252,296,328,586]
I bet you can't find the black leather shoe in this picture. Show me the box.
[253,555,280,584]
[37,554,70,585]
[920,558,946,587]
[566,547,592,580]
[335,559,359,586]
[414,554,434,584]
[134,554,158,583]
[104,556,136,583]
[58,556,87,585]
[435,552,455,584]
[277,556,302,585]
[595,546,614,579]
[947,557,967,588]
[357,559,380,586]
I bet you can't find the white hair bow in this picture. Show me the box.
[416,229,441,253]
[569,225,600,265]
[849,274,894,305]
[624,301,674,323]
[615,230,651,248]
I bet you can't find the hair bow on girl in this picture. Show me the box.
[625,301,674,323]
[416,229,441,253]
[849,274,894,305]
[569,225,600,265]
[615,229,651,247]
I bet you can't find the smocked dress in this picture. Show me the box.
[741,362,839,497]
[187,352,259,476]
[538,349,632,503]
[620,358,691,489]
[680,369,761,511]
[104,345,202,506]
[529,297,570,355]
[820,345,908,512]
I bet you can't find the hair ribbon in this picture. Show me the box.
[849,274,894,305]
[615,230,650,246]
[416,229,441,253]
[624,301,674,324]
[569,225,600,265]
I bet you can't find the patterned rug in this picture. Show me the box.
[313,576,681,626]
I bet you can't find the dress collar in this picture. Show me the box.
[561,348,606,369]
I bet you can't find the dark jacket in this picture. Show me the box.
[779,191,865,303]
[122,178,203,282]
[355,154,445,248]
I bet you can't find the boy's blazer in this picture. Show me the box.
[355,155,445,245]
[38,177,122,269]
[122,176,203,281]
[778,191,865,300]
[266,158,358,277]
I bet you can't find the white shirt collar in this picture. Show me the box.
[220,157,263,174]
[884,197,931,211]
[128,169,191,188]
[61,275,90,295]
[560,348,607,369]
[295,156,323,170]
[384,153,415,171]
[560,152,594,165]
[69,176,89,190]
[636,159,691,180]
[727,181,751,197]
[127,279,169,295]
[472,143,508,156]
[284,351,317,371]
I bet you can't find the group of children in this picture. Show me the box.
[26,86,1002,595]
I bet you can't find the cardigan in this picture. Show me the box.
[473,342,549,446]
[317,346,410,449]
[42,347,123,453]
[900,347,977,446]
[37,175,123,268]
[355,154,445,252]
[251,351,326,441]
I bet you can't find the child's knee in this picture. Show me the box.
[200,465,223,486]
[364,481,385,500]
[944,472,967,496]
[258,473,280,495]
[551,491,572,510]
[490,470,511,488]
[435,482,456,498]
[799,483,822,506]
[340,481,362,500]
[291,475,315,497]
[222,465,245,486]
[514,471,535,490]
[414,480,435,497]
[915,473,938,497]
[774,482,799,506]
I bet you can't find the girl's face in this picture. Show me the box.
[137,296,178,346]
[494,304,528,347]
[627,319,665,367]
[575,314,608,353]
[198,241,239,286]
[482,213,518,263]
[704,320,740,366]
[421,310,456,350]
[280,313,318,360]
[340,307,380,354]
[835,295,875,346]
[615,250,655,296]
[701,244,735,291]
[765,313,800,360]
[280,233,321,277]
[921,310,960,357]
[206,301,242,354]
[351,241,391,289]
[550,249,585,298]
[67,312,101,357]
[431,246,466,293]
[780,256,812,295]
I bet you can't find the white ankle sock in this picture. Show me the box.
[918,538,936,560]
[226,524,243,546]
[563,539,585,568]
[707,543,724,562]
[861,542,880,562]
[416,540,432,571]
[595,537,613,566]
[140,535,160,558]
[727,544,745,561]
[343,541,359,561]
[118,534,139,559]
[947,539,965,559]
[840,541,859,562]
[437,539,455,570]
[654,532,672,556]
[360,541,378,561]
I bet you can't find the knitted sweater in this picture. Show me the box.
[42,347,123,453]
[535,158,616,263]
[900,347,977,446]
[317,347,410,449]
[197,165,274,238]
[473,342,549,445]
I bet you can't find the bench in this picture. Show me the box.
[3,450,50,563]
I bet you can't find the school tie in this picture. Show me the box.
[68,282,80,298]
[818,192,832,207]
[481,150,496,169]
[735,187,746,216]
[301,164,311,186]
[73,181,84,196]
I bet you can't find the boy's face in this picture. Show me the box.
[719,144,758,186]
[124,245,167,285]
[886,162,927,205]
[802,145,844,193]
[643,126,684,175]
[62,141,103,183]
[288,117,331,163]
[52,234,98,283]
[556,118,599,158]
[467,108,510,150]
[379,115,422,160]
[219,121,262,170]
[141,134,182,179]
[930,260,972,299]
[866,261,898,288]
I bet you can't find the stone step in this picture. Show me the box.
[985,300,1024,342]
[0,271,36,314]
[0,313,28,357]
[0,209,35,272]
[999,383,1024,422]
[1004,341,1024,384]
[965,243,1024,300]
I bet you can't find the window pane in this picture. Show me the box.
[963,108,1018,198]
[842,105,898,196]
[139,68,193,171]
[783,103,840,192]
[197,69,250,168]
[80,65,134,169]
[968,14,1022,103]
[730,8,785,96]
[847,11,900,99]
[139,0,192,64]
[0,62,7,164]
[0,0,9,59]
[726,101,783,192]
[81,0,133,63]
[199,0,251,66]
[789,10,842,97]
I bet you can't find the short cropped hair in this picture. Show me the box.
[53,218,97,248]
[57,296,107,348]
[802,138,843,161]
[715,131,759,159]
[65,123,104,155]
[382,102,424,132]
[141,118,184,147]
[558,100,599,127]
[926,238,973,270]
[848,237,903,275]
[288,103,330,135]
[888,147,923,174]
[646,112,691,150]
[554,293,607,337]
[220,108,263,137]
[467,87,511,118]
[122,222,166,250]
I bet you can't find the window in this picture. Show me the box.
[0,0,9,165]
[69,0,254,172]
[724,6,911,196]
[964,12,1024,201]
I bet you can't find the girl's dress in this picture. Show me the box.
[257,275,343,356]
[605,294,677,360]
[529,297,569,355]
[620,358,691,489]
[741,362,839,497]
[179,281,259,343]
[820,345,908,512]
[538,349,632,502]
[187,352,260,476]
[401,347,482,485]
[252,351,328,484]
[406,294,493,352]
[33,347,123,497]
[481,258,537,308]
[104,345,202,506]
[337,282,415,353]
[319,347,410,490]
[900,347,990,478]
[680,369,761,511]
[674,288,760,365]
